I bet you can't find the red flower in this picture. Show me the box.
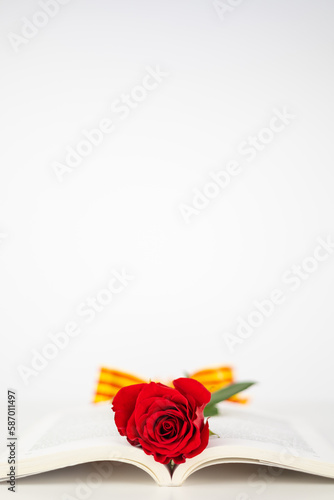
[112,378,211,464]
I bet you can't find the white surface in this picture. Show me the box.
[5,462,334,500]
[1,0,334,405]
[1,401,334,498]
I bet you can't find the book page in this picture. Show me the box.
[209,409,318,459]
[27,404,120,453]
[18,403,124,457]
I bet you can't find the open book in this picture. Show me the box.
[1,402,333,486]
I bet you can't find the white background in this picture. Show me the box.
[1,0,334,407]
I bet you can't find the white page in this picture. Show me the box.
[20,403,122,455]
[208,408,319,458]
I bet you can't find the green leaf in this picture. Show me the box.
[209,381,256,407]
[209,429,219,437]
[204,405,219,417]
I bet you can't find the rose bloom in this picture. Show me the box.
[112,378,211,464]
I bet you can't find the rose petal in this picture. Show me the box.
[172,378,211,407]
[136,400,186,435]
[126,412,140,444]
[172,453,186,464]
[136,382,188,408]
[155,416,180,443]
[112,383,146,435]
[184,420,210,459]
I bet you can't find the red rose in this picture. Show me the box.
[112,378,211,464]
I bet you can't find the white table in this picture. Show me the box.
[1,401,334,499]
